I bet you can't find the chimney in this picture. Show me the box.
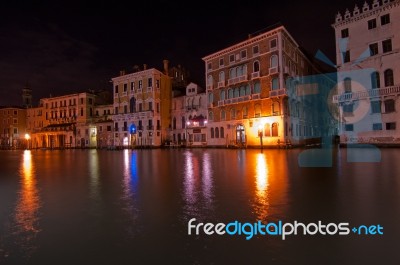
[120,70,125,76]
[143,64,147,70]
[163,59,169,75]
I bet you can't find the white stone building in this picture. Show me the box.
[333,0,400,144]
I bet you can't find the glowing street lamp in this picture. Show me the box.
[24,133,30,150]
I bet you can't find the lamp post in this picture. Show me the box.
[24,133,30,150]
[258,126,263,149]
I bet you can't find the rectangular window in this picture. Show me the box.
[219,58,224,67]
[253,45,259,54]
[345,124,354,131]
[99,126,103,132]
[138,80,143,89]
[343,51,350,63]
[371,101,381,113]
[14,128,18,134]
[157,103,160,113]
[139,103,143,112]
[207,63,212,70]
[368,19,377,29]
[13,118,17,124]
[115,122,119,131]
[124,105,127,114]
[381,14,390,25]
[369,43,378,56]
[343,104,353,113]
[373,123,382,130]
[80,98,83,104]
[107,126,111,131]
[115,85,119,93]
[386,122,396,130]
[123,83,127,92]
[229,54,235,63]
[115,107,118,115]
[131,82,134,90]
[341,28,349,38]
[148,78,152,87]
[148,102,153,111]
[80,108,83,116]
[241,50,247,59]
[382,39,392,53]
[270,39,277,49]
[156,79,160,88]
[385,100,395,112]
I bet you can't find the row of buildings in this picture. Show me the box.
[1,0,399,149]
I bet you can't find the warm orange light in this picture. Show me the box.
[25,133,30,140]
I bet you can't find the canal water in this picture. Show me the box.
[0,148,399,264]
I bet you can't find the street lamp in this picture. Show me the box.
[24,133,30,150]
[258,125,263,149]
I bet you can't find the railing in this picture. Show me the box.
[227,74,248,86]
[333,85,400,103]
[207,85,213,91]
[218,81,226,88]
[269,88,287,98]
[252,93,260,99]
[269,67,278,75]
[251,72,260,79]
[218,100,225,106]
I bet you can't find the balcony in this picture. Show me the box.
[333,85,400,103]
[251,71,260,79]
[217,81,226,88]
[252,93,260,100]
[147,86,153,91]
[207,85,213,91]
[208,103,214,108]
[218,100,225,106]
[147,125,154,130]
[227,74,248,86]
[269,67,278,75]
[269,88,287,98]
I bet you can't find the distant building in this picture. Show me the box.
[27,91,112,149]
[332,0,400,144]
[111,62,172,148]
[202,24,335,147]
[0,107,27,149]
[170,82,207,146]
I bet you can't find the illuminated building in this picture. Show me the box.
[0,107,27,149]
[170,82,208,146]
[202,24,333,147]
[333,0,400,144]
[111,61,172,148]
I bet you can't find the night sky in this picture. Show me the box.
[0,0,365,106]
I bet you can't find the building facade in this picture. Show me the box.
[111,63,172,148]
[203,25,334,147]
[0,107,27,149]
[26,92,104,148]
[170,82,208,146]
[333,0,400,144]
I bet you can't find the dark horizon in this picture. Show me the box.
[0,0,366,106]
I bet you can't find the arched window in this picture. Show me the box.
[207,75,213,86]
[255,104,261,117]
[209,111,214,121]
[220,90,225,101]
[253,82,261,94]
[210,127,214,138]
[253,61,260,72]
[371,72,380,89]
[129,97,136,113]
[208,93,214,104]
[215,127,219,138]
[384,69,394,87]
[173,117,176,129]
[243,65,247,75]
[236,66,242,77]
[270,55,278,68]
[220,127,225,138]
[272,123,278,136]
[240,86,246,97]
[221,110,226,120]
[228,89,233,99]
[271,78,279,90]
[229,68,236,79]
[219,71,225,82]
[234,88,240,98]
[230,108,236,120]
[344,77,352,93]
[272,101,280,115]
[243,106,248,118]
[264,123,271,137]
[245,85,251,95]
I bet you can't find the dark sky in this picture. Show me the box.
[0,0,365,106]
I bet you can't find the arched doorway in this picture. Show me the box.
[236,124,246,145]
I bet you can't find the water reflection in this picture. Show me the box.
[13,150,41,257]
[121,150,140,235]
[183,151,214,220]
[88,150,100,203]
[254,152,270,221]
